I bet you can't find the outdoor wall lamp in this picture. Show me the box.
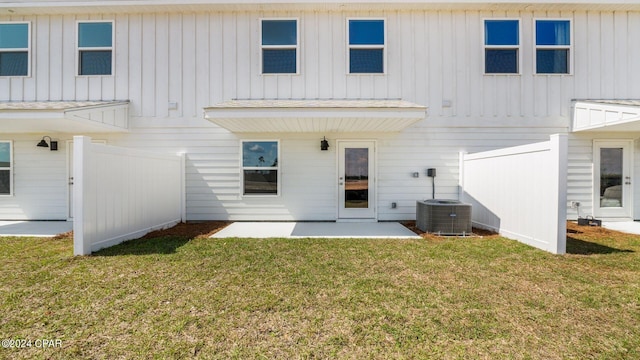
[320,136,329,151]
[37,136,58,151]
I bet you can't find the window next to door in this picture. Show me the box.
[0,141,12,196]
[241,141,279,196]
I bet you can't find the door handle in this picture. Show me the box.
[69,177,74,185]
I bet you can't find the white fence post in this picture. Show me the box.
[551,134,568,255]
[73,136,93,256]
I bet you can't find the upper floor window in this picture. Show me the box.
[261,19,298,74]
[0,22,30,77]
[484,19,520,74]
[77,21,113,76]
[242,141,279,196]
[0,141,12,196]
[535,19,571,74]
[348,19,385,74]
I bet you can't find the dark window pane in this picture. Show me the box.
[78,22,112,47]
[349,20,384,45]
[79,50,112,75]
[262,49,296,74]
[242,141,278,167]
[536,20,570,46]
[536,49,569,74]
[0,170,9,195]
[244,170,278,195]
[485,49,518,74]
[262,20,297,46]
[0,52,28,76]
[0,23,29,49]
[485,20,519,45]
[600,148,623,208]
[350,49,383,73]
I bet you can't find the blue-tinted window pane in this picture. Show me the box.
[244,170,278,194]
[0,142,10,166]
[485,20,519,45]
[349,20,384,45]
[536,20,570,46]
[485,49,518,73]
[262,20,297,46]
[0,170,9,195]
[78,22,113,47]
[243,142,278,167]
[537,49,569,74]
[79,50,112,75]
[0,24,29,49]
[0,52,28,76]
[350,49,383,73]
[262,49,296,74]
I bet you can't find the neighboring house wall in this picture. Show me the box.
[1,6,639,221]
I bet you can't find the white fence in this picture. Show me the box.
[459,134,568,254]
[73,136,185,255]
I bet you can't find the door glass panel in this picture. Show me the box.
[344,148,368,208]
[600,148,623,208]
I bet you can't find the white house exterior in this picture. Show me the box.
[1,0,640,223]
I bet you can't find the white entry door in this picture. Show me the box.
[593,140,633,219]
[338,141,376,220]
[67,139,106,219]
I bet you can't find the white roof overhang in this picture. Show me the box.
[3,1,640,15]
[572,100,640,132]
[204,99,427,133]
[0,101,130,133]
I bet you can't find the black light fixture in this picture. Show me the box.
[37,136,58,151]
[320,136,329,151]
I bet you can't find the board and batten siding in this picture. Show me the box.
[1,9,639,220]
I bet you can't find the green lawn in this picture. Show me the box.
[1,224,639,359]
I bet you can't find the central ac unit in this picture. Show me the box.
[416,199,472,235]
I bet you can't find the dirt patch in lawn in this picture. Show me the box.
[141,221,230,239]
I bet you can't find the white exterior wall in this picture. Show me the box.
[1,8,639,221]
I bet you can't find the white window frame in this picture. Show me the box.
[259,18,299,75]
[483,18,521,75]
[0,21,31,78]
[534,18,573,75]
[76,20,115,77]
[346,17,387,75]
[0,140,13,196]
[240,140,281,197]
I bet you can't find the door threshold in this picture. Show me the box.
[336,218,377,223]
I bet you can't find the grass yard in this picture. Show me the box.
[1,222,639,359]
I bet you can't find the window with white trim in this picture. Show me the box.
[484,19,520,74]
[535,19,571,74]
[242,141,279,195]
[77,21,113,76]
[261,19,298,74]
[0,22,30,77]
[0,141,12,196]
[348,19,385,74]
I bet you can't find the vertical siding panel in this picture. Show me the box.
[101,15,116,101]
[36,15,50,101]
[222,13,237,100]
[587,11,601,97]
[332,12,346,98]
[304,11,319,99]
[62,15,76,100]
[317,12,332,98]
[128,14,142,116]
[250,13,263,99]
[599,12,615,98]
[453,11,466,117]
[49,16,63,100]
[236,12,251,99]
[182,13,197,117]
[114,14,129,101]
[427,11,442,116]
[168,13,182,117]
[210,12,223,104]
[467,11,482,117]
[290,11,305,99]
[559,10,575,118]
[195,13,210,114]
[441,11,454,116]
[155,13,169,118]
[629,13,640,97]
[413,11,427,106]
[140,13,156,116]
[21,15,35,100]
[614,11,628,98]
[573,12,588,100]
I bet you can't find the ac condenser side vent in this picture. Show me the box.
[416,199,472,235]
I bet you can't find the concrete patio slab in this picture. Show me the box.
[211,222,421,239]
[602,221,640,235]
[0,221,73,237]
